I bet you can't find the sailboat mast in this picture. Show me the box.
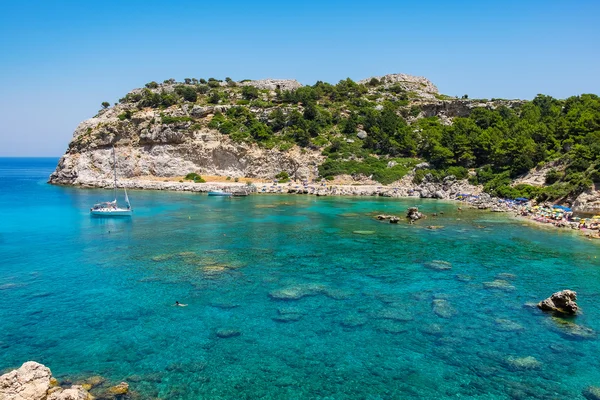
[113,146,117,201]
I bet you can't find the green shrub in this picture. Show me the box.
[242,85,260,100]
[185,173,200,180]
[174,85,197,102]
[275,171,290,183]
[545,168,563,184]
[117,110,133,120]
[160,114,193,124]
[145,81,159,89]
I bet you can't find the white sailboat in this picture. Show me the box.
[90,147,132,217]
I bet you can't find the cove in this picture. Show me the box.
[1,158,600,399]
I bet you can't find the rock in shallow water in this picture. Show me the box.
[424,260,452,271]
[537,289,579,315]
[505,356,542,371]
[583,386,600,400]
[216,329,241,339]
[545,317,596,340]
[495,318,525,332]
[432,299,457,318]
[272,313,303,323]
[483,279,515,291]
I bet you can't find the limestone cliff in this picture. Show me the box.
[49,105,324,185]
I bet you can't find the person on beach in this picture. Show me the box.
[175,301,187,307]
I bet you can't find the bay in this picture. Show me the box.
[1,158,599,399]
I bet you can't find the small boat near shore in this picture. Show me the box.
[90,147,132,217]
[208,190,232,197]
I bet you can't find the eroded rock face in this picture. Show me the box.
[0,361,51,400]
[573,186,600,213]
[358,73,439,98]
[538,290,579,315]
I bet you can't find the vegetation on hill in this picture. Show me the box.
[114,78,600,201]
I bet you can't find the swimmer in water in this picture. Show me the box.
[175,301,187,307]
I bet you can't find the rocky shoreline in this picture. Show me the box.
[0,361,130,400]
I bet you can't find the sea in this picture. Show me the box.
[1,157,600,399]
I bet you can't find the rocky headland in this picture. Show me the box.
[48,73,600,213]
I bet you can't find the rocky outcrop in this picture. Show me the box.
[359,73,439,99]
[419,99,525,118]
[406,207,423,223]
[0,362,92,400]
[50,132,324,185]
[572,185,600,213]
[537,290,579,315]
[0,362,51,400]
[239,79,302,92]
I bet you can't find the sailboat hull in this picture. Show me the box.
[90,209,132,217]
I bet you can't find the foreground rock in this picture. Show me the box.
[0,362,92,400]
[537,290,579,315]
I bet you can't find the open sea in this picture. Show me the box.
[1,157,600,399]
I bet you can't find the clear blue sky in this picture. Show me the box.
[0,0,598,156]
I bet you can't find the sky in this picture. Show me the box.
[0,0,599,156]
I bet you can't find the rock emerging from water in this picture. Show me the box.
[0,362,92,400]
[406,207,423,223]
[537,289,579,315]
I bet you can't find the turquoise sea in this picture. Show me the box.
[1,158,600,399]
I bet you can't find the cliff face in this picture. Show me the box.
[50,105,324,185]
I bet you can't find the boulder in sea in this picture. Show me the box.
[583,386,600,400]
[389,216,400,223]
[537,289,579,315]
[406,207,423,223]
